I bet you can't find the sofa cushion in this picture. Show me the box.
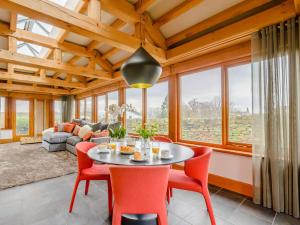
[63,123,75,133]
[43,132,72,144]
[91,122,102,132]
[83,131,93,141]
[73,125,80,136]
[66,136,82,146]
[78,125,92,138]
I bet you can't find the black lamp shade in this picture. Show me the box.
[120,47,162,88]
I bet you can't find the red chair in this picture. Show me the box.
[152,136,173,143]
[109,166,169,225]
[69,142,112,215]
[168,147,216,225]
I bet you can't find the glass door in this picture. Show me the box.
[13,99,33,140]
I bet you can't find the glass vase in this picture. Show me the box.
[141,138,151,157]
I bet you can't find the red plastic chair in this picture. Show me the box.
[152,136,173,143]
[168,147,216,225]
[69,142,112,215]
[109,166,170,225]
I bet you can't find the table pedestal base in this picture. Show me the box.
[122,214,157,225]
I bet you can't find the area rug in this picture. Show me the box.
[0,142,77,190]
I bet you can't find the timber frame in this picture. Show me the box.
[0,0,297,96]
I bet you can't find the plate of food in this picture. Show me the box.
[120,146,135,155]
[96,144,110,153]
[129,152,148,162]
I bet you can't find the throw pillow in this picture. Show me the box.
[83,131,93,141]
[72,118,82,126]
[54,124,58,132]
[92,129,109,138]
[63,123,75,133]
[91,122,102,132]
[78,125,92,138]
[57,123,65,132]
[73,125,81,136]
[100,123,109,131]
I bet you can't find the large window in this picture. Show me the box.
[16,100,30,135]
[0,97,5,129]
[54,100,63,124]
[97,95,106,122]
[126,88,143,133]
[227,64,252,144]
[95,91,119,122]
[147,81,168,134]
[180,68,222,144]
[85,97,92,122]
[79,97,93,122]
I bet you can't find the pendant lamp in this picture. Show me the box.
[120,47,162,88]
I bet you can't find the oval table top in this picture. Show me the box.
[87,142,194,166]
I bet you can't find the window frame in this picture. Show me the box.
[177,58,252,152]
[124,79,170,136]
[95,90,120,123]
[78,97,93,122]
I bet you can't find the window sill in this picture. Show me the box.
[175,141,252,157]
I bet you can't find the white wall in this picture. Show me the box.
[209,151,252,184]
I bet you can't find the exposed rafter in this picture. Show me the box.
[0,71,86,89]
[166,0,272,47]
[166,0,296,64]
[0,83,70,95]
[0,49,113,80]
[153,0,203,28]
[0,0,166,62]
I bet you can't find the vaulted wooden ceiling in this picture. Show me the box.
[0,0,298,95]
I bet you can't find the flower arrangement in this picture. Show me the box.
[135,123,158,139]
[109,126,127,140]
[107,104,140,122]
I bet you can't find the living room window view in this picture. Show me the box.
[0,0,300,225]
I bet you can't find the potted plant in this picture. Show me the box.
[109,126,127,141]
[135,123,158,156]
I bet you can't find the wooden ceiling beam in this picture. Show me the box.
[101,0,139,24]
[0,71,86,89]
[143,13,166,49]
[0,83,69,95]
[166,0,271,47]
[0,49,112,80]
[136,0,156,14]
[0,0,166,62]
[0,22,99,58]
[166,0,296,64]
[294,0,300,14]
[153,0,203,28]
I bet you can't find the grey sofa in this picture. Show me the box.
[42,120,120,155]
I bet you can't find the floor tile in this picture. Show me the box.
[273,213,300,225]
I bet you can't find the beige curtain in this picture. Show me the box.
[252,17,300,218]
[62,95,75,122]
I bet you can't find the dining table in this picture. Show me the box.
[88,141,194,225]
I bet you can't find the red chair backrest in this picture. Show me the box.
[76,142,97,172]
[184,147,212,186]
[109,166,169,213]
[153,136,173,143]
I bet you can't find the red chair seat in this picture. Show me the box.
[81,164,110,179]
[169,169,202,192]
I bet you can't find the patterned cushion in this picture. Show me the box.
[66,136,82,146]
[42,132,72,144]
[91,122,102,132]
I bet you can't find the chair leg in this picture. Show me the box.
[166,188,170,204]
[112,208,122,225]
[157,209,168,225]
[107,180,113,216]
[203,189,216,225]
[69,176,80,213]
[85,180,90,195]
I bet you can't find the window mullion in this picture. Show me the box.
[221,65,229,146]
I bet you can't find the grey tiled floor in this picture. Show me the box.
[0,174,299,225]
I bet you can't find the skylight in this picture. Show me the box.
[15,0,81,58]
